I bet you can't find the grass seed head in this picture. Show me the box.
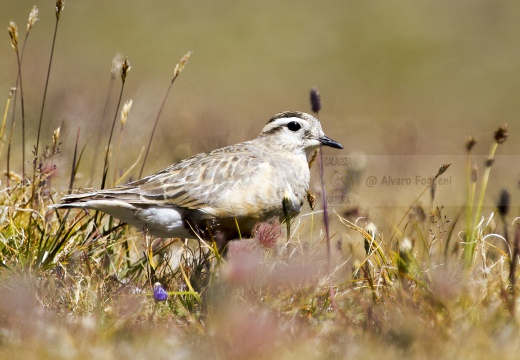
[465,136,478,152]
[52,127,60,150]
[121,58,131,83]
[8,22,18,51]
[120,99,133,127]
[173,52,191,81]
[365,222,377,239]
[400,237,413,253]
[494,124,508,144]
[398,238,413,276]
[306,190,316,210]
[111,53,123,77]
[497,188,510,218]
[27,6,39,32]
[310,87,322,114]
[433,162,452,181]
[55,0,65,20]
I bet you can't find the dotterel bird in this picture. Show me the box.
[52,111,343,240]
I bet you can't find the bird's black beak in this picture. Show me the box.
[319,136,343,149]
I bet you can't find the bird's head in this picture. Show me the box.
[258,111,343,156]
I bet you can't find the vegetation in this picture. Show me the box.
[1,3,519,359]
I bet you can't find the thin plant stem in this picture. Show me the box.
[69,127,81,193]
[389,163,451,246]
[13,48,26,181]
[318,147,339,312]
[139,52,190,178]
[101,81,126,189]
[6,32,30,187]
[0,89,14,158]
[113,99,131,185]
[114,124,124,185]
[139,80,171,178]
[89,69,117,187]
[34,9,62,175]
[464,162,477,268]
[465,142,498,267]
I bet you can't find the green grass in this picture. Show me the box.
[1,2,520,360]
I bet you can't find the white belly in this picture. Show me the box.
[82,200,191,238]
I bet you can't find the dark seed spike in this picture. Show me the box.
[497,189,510,218]
[433,162,452,181]
[310,87,322,114]
[494,124,508,144]
[466,136,478,152]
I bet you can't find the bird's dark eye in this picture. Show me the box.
[287,121,301,131]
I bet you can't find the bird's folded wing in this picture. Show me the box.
[63,145,272,214]
[138,150,269,209]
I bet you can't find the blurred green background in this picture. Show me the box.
[1,1,519,192]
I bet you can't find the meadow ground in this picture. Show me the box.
[1,2,520,359]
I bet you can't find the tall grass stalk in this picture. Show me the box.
[113,99,132,184]
[310,87,339,312]
[389,162,452,246]
[464,137,477,239]
[8,22,27,181]
[68,127,85,193]
[463,162,478,267]
[34,2,64,178]
[101,58,130,190]
[6,8,37,188]
[139,52,190,178]
[464,125,508,269]
[0,88,15,157]
[317,146,338,311]
[511,223,520,306]
[88,54,122,186]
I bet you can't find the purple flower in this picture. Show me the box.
[153,282,168,302]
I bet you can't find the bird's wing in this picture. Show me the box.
[137,147,271,211]
[64,143,275,215]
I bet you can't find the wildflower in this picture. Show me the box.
[254,219,283,250]
[153,282,168,302]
